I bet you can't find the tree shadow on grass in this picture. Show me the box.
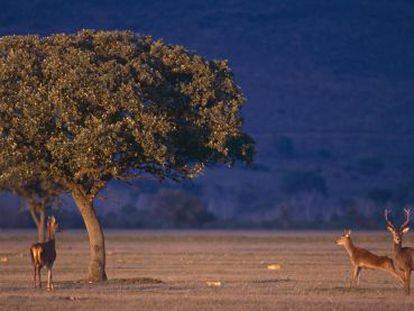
[252,278,291,284]
[107,277,164,285]
[57,277,164,290]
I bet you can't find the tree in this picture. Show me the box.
[280,170,328,221]
[0,148,61,242]
[18,179,61,242]
[0,30,255,282]
[280,170,327,196]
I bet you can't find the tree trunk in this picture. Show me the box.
[72,189,107,282]
[29,203,46,242]
[38,209,45,242]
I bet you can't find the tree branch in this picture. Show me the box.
[29,205,40,228]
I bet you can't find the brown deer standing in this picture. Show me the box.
[385,208,414,295]
[336,229,401,287]
[30,216,59,291]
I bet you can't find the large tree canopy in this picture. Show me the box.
[0,30,254,281]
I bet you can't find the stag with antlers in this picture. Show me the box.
[30,216,59,291]
[384,208,414,294]
[336,229,401,288]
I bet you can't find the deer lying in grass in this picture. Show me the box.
[336,229,401,287]
[385,208,414,295]
[30,216,59,290]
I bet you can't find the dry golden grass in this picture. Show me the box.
[1,230,414,310]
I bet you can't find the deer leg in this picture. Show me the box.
[350,266,359,288]
[384,263,404,286]
[348,268,354,288]
[50,268,54,291]
[47,267,54,291]
[405,271,411,295]
[33,265,37,288]
[37,266,42,288]
[396,271,405,287]
[355,267,362,287]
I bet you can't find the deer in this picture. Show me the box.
[30,216,59,291]
[384,208,414,295]
[336,229,401,288]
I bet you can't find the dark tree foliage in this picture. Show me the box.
[0,157,62,242]
[0,30,254,282]
[366,187,393,205]
[151,189,215,227]
[280,170,327,196]
[356,157,384,176]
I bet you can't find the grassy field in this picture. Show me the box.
[1,230,413,310]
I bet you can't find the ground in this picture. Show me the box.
[0,230,413,310]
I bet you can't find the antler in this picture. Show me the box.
[384,209,396,230]
[401,208,411,230]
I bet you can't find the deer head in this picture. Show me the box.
[384,208,410,245]
[336,229,352,246]
[47,216,59,237]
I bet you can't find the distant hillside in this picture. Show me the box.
[1,0,414,228]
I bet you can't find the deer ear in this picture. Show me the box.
[402,227,410,233]
[387,226,395,233]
